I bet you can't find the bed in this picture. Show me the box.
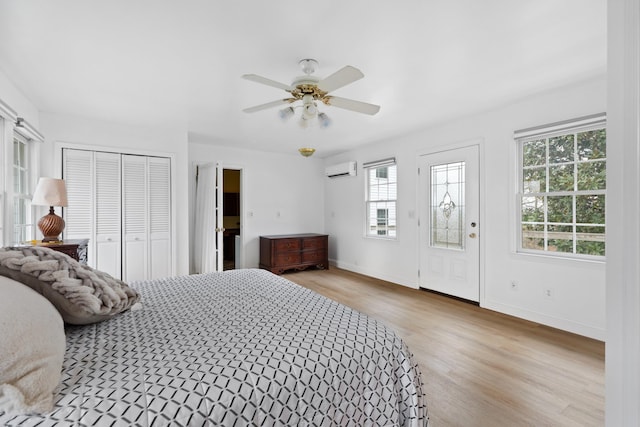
[0,266,428,426]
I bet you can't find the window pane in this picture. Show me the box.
[523,139,546,167]
[549,134,574,164]
[577,129,606,160]
[522,224,544,250]
[577,161,606,191]
[576,225,605,256]
[521,196,544,222]
[547,196,573,223]
[523,167,546,193]
[13,166,20,193]
[548,224,573,253]
[576,194,605,224]
[431,162,464,249]
[548,164,574,192]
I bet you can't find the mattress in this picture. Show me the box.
[1,268,428,426]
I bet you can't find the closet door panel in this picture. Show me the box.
[95,152,122,279]
[122,155,148,282]
[148,157,171,279]
[62,149,95,265]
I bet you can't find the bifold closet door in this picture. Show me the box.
[64,149,172,282]
[94,152,122,279]
[63,149,122,279]
[148,157,171,280]
[122,155,148,282]
[121,154,171,282]
[63,148,94,254]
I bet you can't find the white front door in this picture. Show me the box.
[418,145,480,302]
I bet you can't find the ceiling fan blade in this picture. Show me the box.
[326,96,380,115]
[242,74,292,91]
[317,66,364,93]
[242,99,294,113]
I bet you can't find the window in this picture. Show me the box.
[365,158,397,238]
[12,132,35,244]
[516,114,606,258]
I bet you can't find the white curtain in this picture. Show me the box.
[194,164,216,273]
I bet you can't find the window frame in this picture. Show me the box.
[515,113,606,261]
[364,158,397,239]
[12,131,37,244]
[1,111,42,246]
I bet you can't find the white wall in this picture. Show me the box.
[0,69,38,125]
[38,112,190,276]
[606,0,640,424]
[188,142,325,272]
[324,75,607,340]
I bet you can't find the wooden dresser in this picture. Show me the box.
[259,233,328,274]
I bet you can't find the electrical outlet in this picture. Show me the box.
[544,288,553,299]
[510,280,518,290]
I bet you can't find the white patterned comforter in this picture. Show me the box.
[1,269,428,426]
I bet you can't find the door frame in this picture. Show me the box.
[416,139,485,304]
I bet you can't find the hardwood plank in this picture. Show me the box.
[285,268,604,427]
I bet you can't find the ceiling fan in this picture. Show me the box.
[242,59,380,128]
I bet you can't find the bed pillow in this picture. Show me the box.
[0,246,140,325]
[0,276,65,415]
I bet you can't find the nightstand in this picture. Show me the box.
[23,239,89,264]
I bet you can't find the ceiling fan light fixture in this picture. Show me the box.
[302,103,317,119]
[279,106,295,121]
[317,112,331,128]
[298,116,311,128]
[298,147,316,157]
[299,59,319,75]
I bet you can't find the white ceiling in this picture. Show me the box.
[0,1,606,157]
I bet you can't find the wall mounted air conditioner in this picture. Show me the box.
[325,161,357,178]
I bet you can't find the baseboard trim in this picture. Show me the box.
[483,299,605,341]
[330,259,418,290]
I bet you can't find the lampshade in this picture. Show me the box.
[32,178,68,207]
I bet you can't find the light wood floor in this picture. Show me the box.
[285,268,604,427]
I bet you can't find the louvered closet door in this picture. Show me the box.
[148,157,171,279]
[62,149,94,261]
[95,152,122,279]
[122,155,148,282]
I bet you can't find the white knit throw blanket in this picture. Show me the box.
[0,247,138,315]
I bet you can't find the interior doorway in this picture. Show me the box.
[222,168,241,270]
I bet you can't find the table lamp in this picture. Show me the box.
[31,177,68,242]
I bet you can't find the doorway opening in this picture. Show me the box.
[222,169,241,270]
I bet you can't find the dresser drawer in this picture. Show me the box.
[274,238,301,252]
[302,250,325,263]
[274,253,301,266]
[302,236,327,250]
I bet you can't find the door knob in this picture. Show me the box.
[469,233,477,238]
